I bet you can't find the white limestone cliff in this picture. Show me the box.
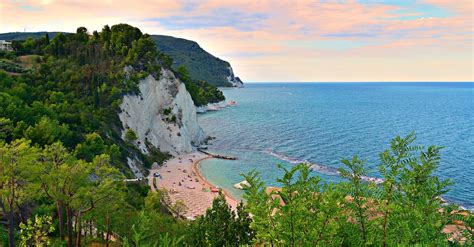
[226,66,243,87]
[119,68,205,162]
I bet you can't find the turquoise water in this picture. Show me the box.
[197,83,474,209]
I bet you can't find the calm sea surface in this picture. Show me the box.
[197,83,474,210]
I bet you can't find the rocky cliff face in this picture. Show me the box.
[119,68,205,160]
[226,66,243,87]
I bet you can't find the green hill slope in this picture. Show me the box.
[0,31,63,40]
[152,35,243,87]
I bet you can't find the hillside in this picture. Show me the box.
[0,31,62,41]
[0,32,243,87]
[152,35,243,87]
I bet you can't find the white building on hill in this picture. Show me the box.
[0,40,13,51]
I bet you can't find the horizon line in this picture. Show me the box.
[242,81,474,83]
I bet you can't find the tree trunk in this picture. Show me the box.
[75,212,82,247]
[89,220,93,238]
[8,181,15,247]
[57,201,65,240]
[83,220,87,241]
[105,217,110,247]
[8,209,14,247]
[66,205,74,247]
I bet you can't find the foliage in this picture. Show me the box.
[176,66,225,106]
[241,133,471,246]
[157,232,185,247]
[19,214,55,247]
[0,138,162,246]
[143,139,171,168]
[243,164,346,246]
[153,35,236,87]
[0,30,226,106]
[161,107,177,123]
[0,59,27,73]
[185,192,254,246]
[120,205,188,247]
[0,139,39,247]
[124,128,138,143]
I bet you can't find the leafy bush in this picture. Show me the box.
[0,59,26,73]
[240,133,470,246]
[125,128,138,143]
[176,66,225,106]
[185,192,254,246]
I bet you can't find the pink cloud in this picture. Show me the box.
[1,0,471,81]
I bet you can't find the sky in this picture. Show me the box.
[1,0,473,82]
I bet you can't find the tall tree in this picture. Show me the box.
[338,155,374,245]
[38,142,71,241]
[72,154,124,246]
[186,192,254,246]
[0,139,38,247]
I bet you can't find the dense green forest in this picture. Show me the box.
[0,29,224,107]
[0,24,472,246]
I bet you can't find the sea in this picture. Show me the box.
[197,82,474,210]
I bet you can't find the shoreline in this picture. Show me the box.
[149,152,238,219]
[192,155,239,204]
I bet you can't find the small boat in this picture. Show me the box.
[210,187,219,193]
[234,180,250,190]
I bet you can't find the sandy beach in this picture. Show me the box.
[148,152,238,219]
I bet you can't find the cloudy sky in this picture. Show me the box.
[1,0,472,82]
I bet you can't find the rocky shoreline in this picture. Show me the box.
[196,100,237,113]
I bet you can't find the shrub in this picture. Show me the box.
[125,128,138,143]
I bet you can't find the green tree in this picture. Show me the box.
[110,24,142,56]
[176,66,190,82]
[0,139,39,247]
[243,164,344,246]
[24,116,72,146]
[39,142,73,241]
[157,232,184,247]
[74,132,107,161]
[338,155,375,245]
[144,189,171,213]
[241,170,279,245]
[19,214,55,247]
[374,133,454,245]
[121,211,154,247]
[88,186,127,247]
[124,128,138,144]
[241,133,465,246]
[72,154,124,246]
[0,117,13,142]
[234,201,255,244]
[186,192,254,246]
